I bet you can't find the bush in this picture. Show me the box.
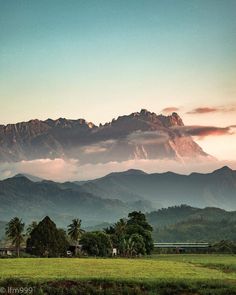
[80,232,112,257]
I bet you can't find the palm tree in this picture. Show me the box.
[67,219,84,255]
[114,218,127,236]
[120,237,135,257]
[127,237,136,257]
[5,217,25,257]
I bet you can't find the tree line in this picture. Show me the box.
[4,211,153,257]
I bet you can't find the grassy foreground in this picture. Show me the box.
[0,255,236,294]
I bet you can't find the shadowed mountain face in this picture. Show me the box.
[146,204,236,228]
[80,166,236,210]
[0,175,153,227]
[146,205,236,242]
[0,109,208,163]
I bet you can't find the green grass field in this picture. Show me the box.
[0,255,236,281]
[0,255,236,294]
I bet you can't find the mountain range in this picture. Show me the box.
[0,109,209,163]
[0,175,152,227]
[79,166,236,210]
[0,166,235,229]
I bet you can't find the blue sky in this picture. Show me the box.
[0,0,236,159]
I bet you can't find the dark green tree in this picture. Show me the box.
[96,232,113,257]
[212,240,236,254]
[127,211,153,231]
[26,221,38,236]
[105,218,127,249]
[80,232,112,257]
[129,233,146,255]
[114,218,127,236]
[5,217,25,257]
[126,211,153,254]
[120,234,146,257]
[80,232,99,256]
[26,216,69,257]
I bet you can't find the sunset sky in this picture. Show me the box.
[0,0,236,163]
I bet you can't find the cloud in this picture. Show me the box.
[0,157,236,182]
[127,130,169,145]
[0,159,79,182]
[172,125,235,138]
[187,107,218,114]
[82,145,107,154]
[187,105,236,115]
[162,107,179,113]
[81,139,117,154]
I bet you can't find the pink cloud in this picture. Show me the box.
[187,105,236,115]
[187,107,218,114]
[162,107,179,114]
[172,125,235,138]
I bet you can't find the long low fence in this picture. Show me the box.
[154,242,209,249]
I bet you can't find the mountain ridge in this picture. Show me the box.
[80,166,236,210]
[0,175,153,227]
[9,165,235,182]
[147,205,236,242]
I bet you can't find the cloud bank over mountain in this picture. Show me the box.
[1,157,236,182]
[0,109,235,181]
[1,109,234,163]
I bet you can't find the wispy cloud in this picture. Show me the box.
[162,107,179,114]
[81,140,117,154]
[187,107,218,114]
[172,125,235,138]
[0,159,79,182]
[82,145,107,154]
[127,130,169,145]
[187,105,236,115]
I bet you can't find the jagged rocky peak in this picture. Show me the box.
[169,112,184,126]
[87,122,95,129]
[112,109,184,128]
[28,119,41,124]
[156,112,184,127]
[140,108,151,115]
[43,117,97,129]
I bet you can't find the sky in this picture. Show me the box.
[0,0,236,164]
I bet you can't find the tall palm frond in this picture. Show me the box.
[5,217,25,257]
